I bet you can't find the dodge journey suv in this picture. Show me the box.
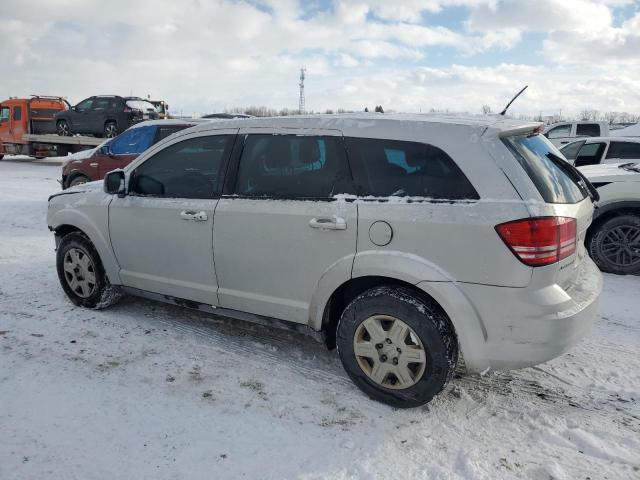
[47,114,602,407]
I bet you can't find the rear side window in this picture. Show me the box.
[576,124,600,137]
[13,106,22,121]
[346,137,479,200]
[109,126,156,155]
[559,140,585,161]
[234,134,350,198]
[574,142,606,167]
[606,141,640,160]
[154,125,192,144]
[504,135,587,204]
[131,135,233,199]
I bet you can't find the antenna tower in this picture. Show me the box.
[298,68,306,115]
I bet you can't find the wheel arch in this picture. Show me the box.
[588,202,640,241]
[50,212,121,285]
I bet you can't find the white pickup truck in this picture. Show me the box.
[544,121,611,147]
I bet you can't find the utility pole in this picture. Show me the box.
[298,68,306,115]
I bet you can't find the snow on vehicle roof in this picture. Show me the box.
[128,119,198,129]
[179,112,542,138]
[610,123,640,137]
[569,136,640,143]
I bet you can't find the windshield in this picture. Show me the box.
[504,134,588,204]
[619,162,640,173]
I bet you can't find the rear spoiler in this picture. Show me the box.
[497,122,545,138]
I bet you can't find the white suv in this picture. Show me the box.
[579,162,640,275]
[47,114,602,407]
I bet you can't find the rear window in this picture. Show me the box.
[504,135,588,204]
[346,137,479,200]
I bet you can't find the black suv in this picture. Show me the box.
[55,96,159,138]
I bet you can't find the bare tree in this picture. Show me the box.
[481,105,492,115]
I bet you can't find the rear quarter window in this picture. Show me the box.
[503,135,588,204]
[346,137,479,200]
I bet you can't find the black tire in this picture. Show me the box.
[68,175,90,188]
[0,154,4,160]
[56,232,116,309]
[104,121,118,138]
[336,286,457,408]
[57,120,71,136]
[588,214,640,275]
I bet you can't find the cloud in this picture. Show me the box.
[0,0,638,116]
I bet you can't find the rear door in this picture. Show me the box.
[108,129,236,304]
[575,123,601,138]
[213,128,357,324]
[91,97,112,134]
[604,141,640,164]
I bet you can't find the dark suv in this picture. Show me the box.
[55,96,159,138]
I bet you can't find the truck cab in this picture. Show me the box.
[543,121,610,148]
[0,96,68,158]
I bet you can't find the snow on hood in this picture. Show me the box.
[63,141,108,165]
[579,163,640,182]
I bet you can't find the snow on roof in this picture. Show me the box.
[610,123,640,137]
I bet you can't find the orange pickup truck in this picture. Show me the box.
[0,96,101,159]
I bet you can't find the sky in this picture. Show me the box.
[2,0,640,117]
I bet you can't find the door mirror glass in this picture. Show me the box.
[104,170,126,195]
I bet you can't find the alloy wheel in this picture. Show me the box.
[353,314,427,390]
[601,225,640,268]
[104,123,117,138]
[63,248,97,298]
[57,122,70,136]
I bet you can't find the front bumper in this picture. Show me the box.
[456,258,602,372]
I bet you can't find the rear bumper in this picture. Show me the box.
[455,258,602,372]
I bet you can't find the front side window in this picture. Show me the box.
[109,126,156,155]
[546,125,571,139]
[559,140,586,161]
[574,142,606,167]
[130,135,233,199]
[346,137,479,200]
[13,106,22,121]
[504,135,587,204]
[0,107,10,123]
[76,98,93,111]
[606,141,640,160]
[234,134,350,198]
[576,123,600,137]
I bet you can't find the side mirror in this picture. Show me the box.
[104,170,126,196]
[99,143,114,157]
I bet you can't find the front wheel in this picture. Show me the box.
[57,120,71,136]
[588,215,640,275]
[68,175,90,188]
[336,286,458,408]
[56,232,120,308]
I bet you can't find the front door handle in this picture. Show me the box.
[180,210,208,222]
[309,216,346,230]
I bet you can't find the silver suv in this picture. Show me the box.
[47,114,602,407]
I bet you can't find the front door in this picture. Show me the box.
[213,128,357,324]
[69,97,94,132]
[108,130,237,304]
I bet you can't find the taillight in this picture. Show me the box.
[495,217,577,267]
[123,107,132,113]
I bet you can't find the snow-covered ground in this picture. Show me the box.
[1,161,638,480]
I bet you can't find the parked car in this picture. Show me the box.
[560,137,640,167]
[47,114,602,407]
[544,121,611,147]
[579,162,640,275]
[61,120,195,189]
[54,96,159,139]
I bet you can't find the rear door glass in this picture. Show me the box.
[605,141,640,160]
[504,135,587,204]
[576,124,600,137]
[346,137,479,199]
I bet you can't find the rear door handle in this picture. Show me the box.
[309,216,346,230]
[180,210,208,222]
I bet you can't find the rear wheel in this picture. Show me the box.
[104,121,118,138]
[57,120,70,136]
[336,286,457,408]
[0,155,4,160]
[589,214,640,275]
